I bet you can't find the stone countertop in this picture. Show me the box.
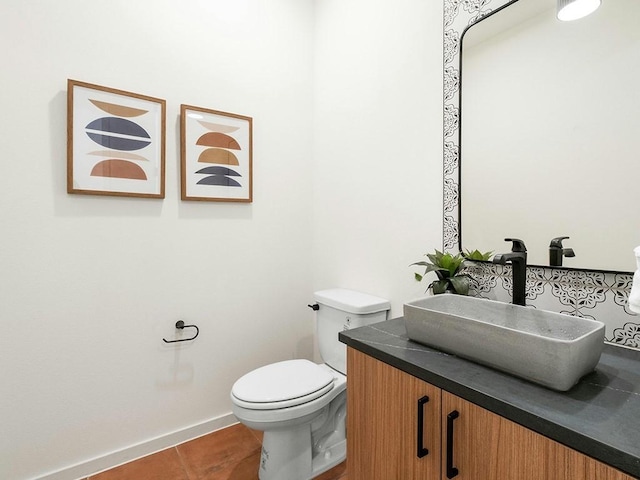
[339,317,640,478]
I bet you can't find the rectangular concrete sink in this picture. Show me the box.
[404,295,606,391]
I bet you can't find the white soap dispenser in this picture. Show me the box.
[628,246,640,313]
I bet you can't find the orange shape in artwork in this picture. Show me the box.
[90,159,147,180]
[198,148,240,166]
[196,132,241,150]
[89,99,148,118]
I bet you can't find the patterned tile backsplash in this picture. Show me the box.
[465,262,640,349]
[442,0,640,350]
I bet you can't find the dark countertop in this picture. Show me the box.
[339,317,640,478]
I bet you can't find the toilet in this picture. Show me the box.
[230,288,390,480]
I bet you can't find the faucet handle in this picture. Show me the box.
[504,238,527,253]
[550,236,570,248]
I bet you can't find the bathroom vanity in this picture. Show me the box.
[339,318,640,479]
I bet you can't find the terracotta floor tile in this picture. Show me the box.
[89,448,188,480]
[248,427,263,443]
[198,448,261,480]
[315,461,347,480]
[88,424,349,480]
[177,423,262,480]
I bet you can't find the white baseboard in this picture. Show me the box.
[35,412,238,480]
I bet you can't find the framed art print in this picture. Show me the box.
[180,104,253,202]
[67,79,166,198]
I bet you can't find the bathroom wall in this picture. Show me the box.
[0,1,446,479]
[312,0,445,311]
[0,1,317,479]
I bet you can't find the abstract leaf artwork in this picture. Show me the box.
[180,105,253,202]
[67,80,166,198]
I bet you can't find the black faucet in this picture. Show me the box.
[549,236,575,267]
[493,238,527,306]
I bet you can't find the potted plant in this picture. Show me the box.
[411,249,492,295]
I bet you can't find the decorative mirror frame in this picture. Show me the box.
[443,0,512,252]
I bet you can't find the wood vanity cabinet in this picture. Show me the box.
[346,348,635,480]
[346,347,441,478]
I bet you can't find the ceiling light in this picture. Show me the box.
[557,0,602,21]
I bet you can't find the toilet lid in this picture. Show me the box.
[232,359,334,409]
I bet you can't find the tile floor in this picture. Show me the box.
[84,423,348,480]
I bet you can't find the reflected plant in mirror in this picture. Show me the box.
[464,249,494,261]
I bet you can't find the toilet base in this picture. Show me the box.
[258,429,346,480]
[259,424,313,480]
[257,391,346,480]
[310,438,346,479]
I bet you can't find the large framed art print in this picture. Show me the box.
[67,79,166,198]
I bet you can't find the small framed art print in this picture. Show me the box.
[180,104,253,203]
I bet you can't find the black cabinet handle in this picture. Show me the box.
[446,410,460,478]
[417,395,429,458]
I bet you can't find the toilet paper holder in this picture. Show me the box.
[163,320,200,343]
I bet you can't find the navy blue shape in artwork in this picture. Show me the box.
[197,175,242,187]
[86,117,150,138]
[85,117,151,151]
[195,166,241,176]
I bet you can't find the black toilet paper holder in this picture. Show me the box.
[163,320,199,343]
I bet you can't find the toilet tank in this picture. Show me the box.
[314,288,390,374]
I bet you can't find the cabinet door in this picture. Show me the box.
[347,348,441,480]
[441,390,503,479]
[442,391,637,480]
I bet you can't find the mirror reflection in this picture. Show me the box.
[460,0,640,272]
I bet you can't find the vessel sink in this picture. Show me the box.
[403,295,606,391]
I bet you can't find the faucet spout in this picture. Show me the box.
[493,238,528,306]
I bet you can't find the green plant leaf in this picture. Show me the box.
[426,252,440,266]
[410,261,430,267]
[431,279,449,294]
[449,275,470,295]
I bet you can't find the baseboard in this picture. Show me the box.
[35,412,238,480]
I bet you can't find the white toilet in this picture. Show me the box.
[230,288,390,480]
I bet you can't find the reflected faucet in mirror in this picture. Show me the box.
[549,236,575,267]
[493,238,528,306]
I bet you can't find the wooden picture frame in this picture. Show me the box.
[180,104,253,203]
[67,79,166,198]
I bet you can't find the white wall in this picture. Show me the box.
[0,1,315,479]
[0,0,445,478]
[313,0,444,314]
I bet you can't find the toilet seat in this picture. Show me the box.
[231,359,335,410]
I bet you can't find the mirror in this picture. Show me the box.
[460,0,640,272]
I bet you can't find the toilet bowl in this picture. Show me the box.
[230,288,390,480]
[232,361,347,480]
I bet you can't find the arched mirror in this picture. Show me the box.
[459,0,640,272]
